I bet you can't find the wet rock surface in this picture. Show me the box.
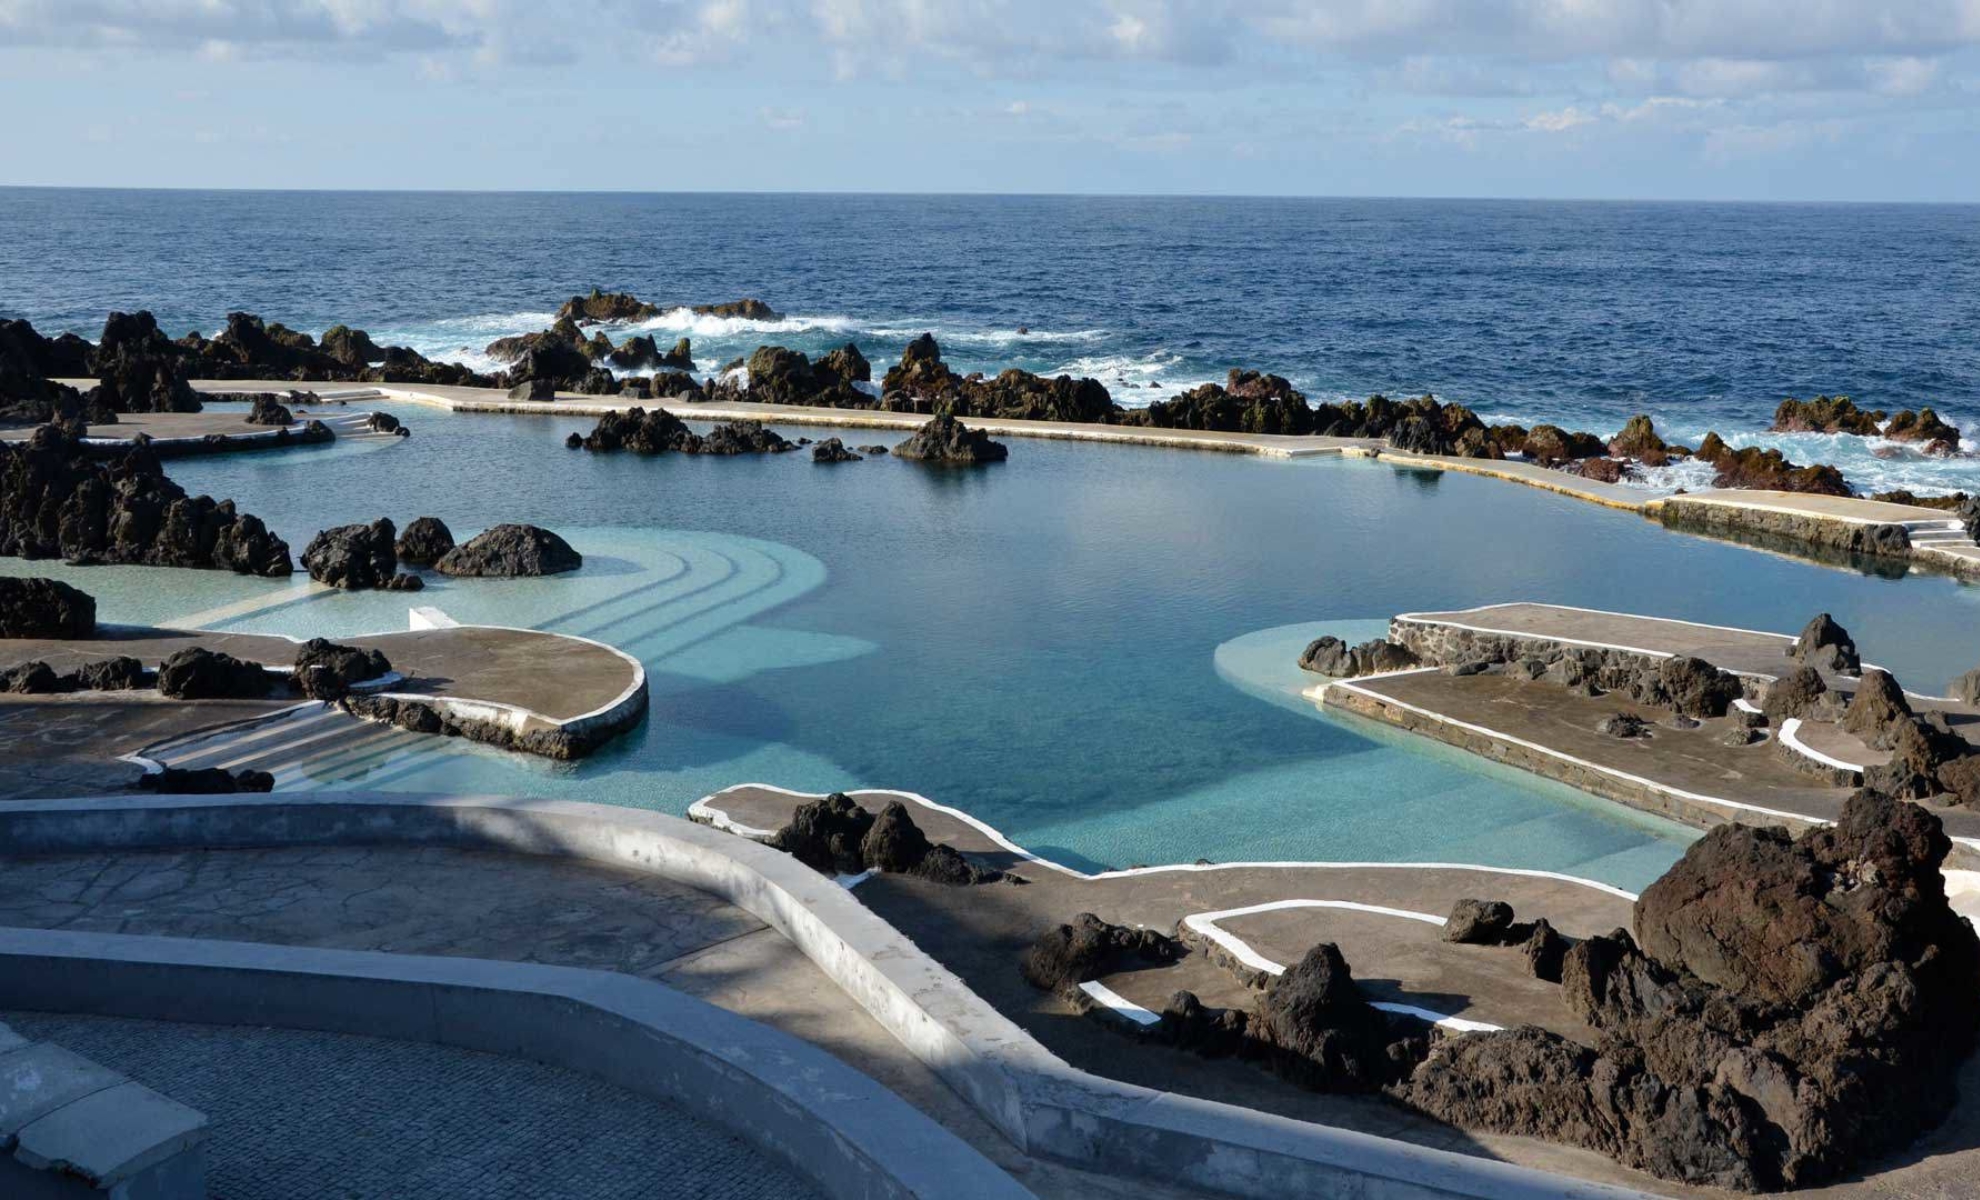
[435,524,582,577]
[892,413,1008,463]
[302,518,400,590]
[394,516,455,565]
[0,576,96,638]
[1297,636,1420,678]
[1696,433,1852,496]
[810,437,862,462]
[1769,395,1883,436]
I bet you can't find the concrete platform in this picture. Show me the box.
[1,405,394,457]
[0,842,1209,1200]
[0,620,648,774]
[1322,603,1980,855]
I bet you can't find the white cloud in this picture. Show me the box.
[1524,106,1594,133]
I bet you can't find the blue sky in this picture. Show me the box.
[4,1,1979,200]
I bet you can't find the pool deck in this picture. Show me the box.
[4,401,396,456]
[0,620,648,781]
[1317,603,1980,860]
[685,783,1980,1199]
[694,783,1632,1049]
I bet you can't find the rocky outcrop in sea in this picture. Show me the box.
[0,576,95,638]
[892,413,1008,463]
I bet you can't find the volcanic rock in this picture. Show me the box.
[0,576,96,638]
[811,437,862,462]
[1787,612,1860,673]
[1842,668,1912,749]
[394,516,455,565]
[1695,432,1851,496]
[92,311,201,414]
[0,427,292,576]
[695,421,794,455]
[893,413,1008,463]
[1609,414,1677,466]
[771,791,874,875]
[693,298,782,321]
[508,378,555,401]
[1298,636,1420,678]
[244,393,294,426]
[135,766,275,794]
[301,519,399,590]
[291,638,391,701]
[1770,395,1883,435]
[1597,711,1652,738]
[320,325,386,367]
[556,289,662,323]
[1761,665,1830,722]
[1883,407,1962,455]
[1255,943,1415,1091]
[1406,790,1980,1191]
[73,656,146,691]
[1021,912,1179,997]
[435,524,582,577]
[157,646,276,700]
[1443,899,1515,944]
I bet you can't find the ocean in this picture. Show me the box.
[5,189,1979,493]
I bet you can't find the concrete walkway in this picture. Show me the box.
[1327,604,1980,853]
[0,843,1201,1200]
[6,1010,819,1200]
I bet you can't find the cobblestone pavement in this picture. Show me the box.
[6,1011,821,1200]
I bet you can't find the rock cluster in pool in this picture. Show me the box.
[0,426,292,576]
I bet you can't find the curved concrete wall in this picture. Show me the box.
[0,794,1653,1200]
[0,926,1026,1200]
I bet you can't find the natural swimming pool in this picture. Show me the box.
[16,400,1980,891]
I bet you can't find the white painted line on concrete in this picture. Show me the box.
[1778,718,1867,774]
[694,783,1641,900]
[1078,981,1162,1027]
[1182,901,1504,1034]
[1327,678,1823,829]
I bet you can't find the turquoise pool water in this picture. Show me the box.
[17,401,1980,890]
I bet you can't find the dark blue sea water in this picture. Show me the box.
[5,189,1979,491]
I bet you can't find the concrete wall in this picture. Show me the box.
[0,794,1655,1200]
[0,927,1027,1200]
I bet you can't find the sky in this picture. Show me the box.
[3,1,1979,200]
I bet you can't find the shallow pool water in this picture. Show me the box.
[15,401,1980,891]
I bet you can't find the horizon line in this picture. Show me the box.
[2,183,1976,207]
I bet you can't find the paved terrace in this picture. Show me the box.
[0,841,1200,1200]
[0,622,646,792]
[3,403,395,454]
[693,784,1980,1199]
[689,785,1686,1188]
[1322,603,1980,852]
